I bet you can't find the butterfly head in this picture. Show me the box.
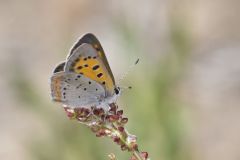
[114,87,121,96]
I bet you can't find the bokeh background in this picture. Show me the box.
[1,0,240,160]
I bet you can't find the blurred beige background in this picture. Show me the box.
[0,0,240,160]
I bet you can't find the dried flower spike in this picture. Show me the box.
[63,103,149,160]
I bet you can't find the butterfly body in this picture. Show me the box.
[50,33,120,109]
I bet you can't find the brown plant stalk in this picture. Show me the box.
[63,103,149,160]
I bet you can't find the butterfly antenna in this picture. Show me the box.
[117,58,139,86]
[119,86,133,94]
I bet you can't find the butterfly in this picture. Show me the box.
[50,33,120,110]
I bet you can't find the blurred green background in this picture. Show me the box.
[1,0,240,160]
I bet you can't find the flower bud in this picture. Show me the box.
[117,110,123,116]
[141,152,148,159]
[118,126,124,132]
[120,118,128,124]
[113,137,120,143]
[120,144,127,151]
[109,115,119,122]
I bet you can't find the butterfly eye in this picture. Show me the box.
[114,87,120,95]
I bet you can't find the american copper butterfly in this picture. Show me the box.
[50,33,120,109]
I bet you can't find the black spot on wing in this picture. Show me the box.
[76,84,82,89]
[92,65,100,70]
[75,75,81,80]
[77,66,83,70]
[97,73,103,78]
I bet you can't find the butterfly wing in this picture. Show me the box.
[51,72,105,108]
[67,33,115,85]
[64,43,115,97]
[53,62,66,73]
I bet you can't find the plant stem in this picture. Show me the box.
[133,150,145,160]
[111,123,145,160]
